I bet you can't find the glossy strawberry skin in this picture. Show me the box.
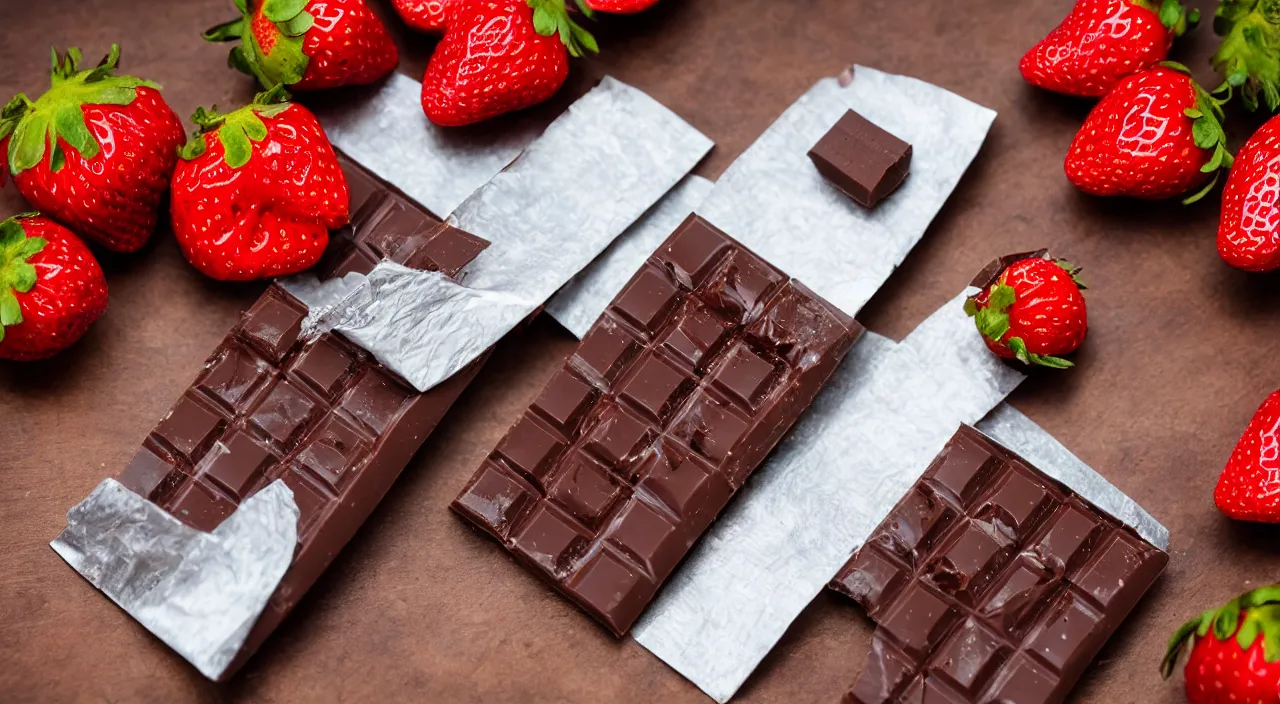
[1183,630,1280,704]
[0,216,108,361]
[1218,115,1280,272]
[584,0,661,12]
[1215,390,1280,522]
[1021,0,1175,97]
[170,104,349,281]
[1066,67,1212,199]
[9,87,184,252]
[392,0,451,32]
[975,258,1087,360]
[421,0,569,127]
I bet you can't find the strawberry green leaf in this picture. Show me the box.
[532,6,558,36]
[986,283,1016,313]
[1006,337,1076,369]
[974,307,1010,343]
[1192,116,1218,148]
[11,112,50,173]
[204,18,246,42]
[263,0,309,22]
[1157,0,1197,35]
[1183,171,1222,205]
[177,135,208,161]
[279,11,315,37]
[528,0,599,58]
[234,0,248,12]
[1212,0,1280,112]
[1162,613,1208,678]
[0,94,32,142]
[0,215,46,343]
[573,0,596,19]
[1215,598,1242,640]
[1183,107,1203,118]
[49,143,65,172]
[963,298,979,317]
[227,46,255,77]
[219,124,254,169]
[53,104,97,160]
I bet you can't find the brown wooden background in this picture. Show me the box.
[1,1,1272,701]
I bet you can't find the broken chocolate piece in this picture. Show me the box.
[808,110,912,208]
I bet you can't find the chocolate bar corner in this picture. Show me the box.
[452,213,862,636]
[834,424,1168,703]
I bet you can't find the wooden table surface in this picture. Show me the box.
[1,0,1272,701]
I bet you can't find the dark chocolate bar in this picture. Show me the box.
[115,155,492,679]
[832,425,1168,704]
[451,214,862,636]
[808,110,912,209]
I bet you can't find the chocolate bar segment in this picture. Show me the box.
[833,426,1168,704]
[452,214,862,636]
[116,154,492,679]
[808,110,912,209]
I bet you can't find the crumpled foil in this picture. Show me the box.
[976,405,1170,550]
[546,175,715,337]
[695,66,997,316]
[50,479,298,680]
[315,72,542,219]
[632,294,1026,703]
[286,77,713,392]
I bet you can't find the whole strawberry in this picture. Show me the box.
[1214,390,1280,522]
[171,88,349,281]
[1218,114,1280,272]
[0,46,184,252]
[0,214,108,361]
[422,0,598,127]
[1162,585,1280,704]
[393,0,451,32]
[1021,0,1197,98]
[1212,0,1280,112]
[204,0,399,91]
[1065,63,1232,202]
[964,254,1087,369]
[583,0,660,12]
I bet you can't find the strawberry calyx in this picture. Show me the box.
[1212,0,1280,112]
[1156,61,1235,204]
[1134,0,1200,35]
[528,0,599,58]
[177,85,292,169]
[1162,584,1280,679]
[0,44,158,178]
[205,0,312,89]
[0,213,46,344]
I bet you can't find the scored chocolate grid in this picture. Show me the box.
[835,426,1168,704]
[453,215,861,636]
[118,155,485,538]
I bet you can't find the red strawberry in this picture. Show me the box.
[1020,0,1197,98]
[0,45,184,252]
[392,0,451,32]
[0,214,108,361]
[204,0,399,92]
[421,0,598,127]
[1162,585,1280,703]
[1218,114,1280,272]
[1212,0,1280,112]
[1065,64,1232,202]
[170,87,349,281]
[964,254,1087,369]
[583,0,660,12]
[1214,390,1280,522]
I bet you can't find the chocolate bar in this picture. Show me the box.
[808,110,912,208]
[115,155,492,679]
[451,214,862,636]
[832,425,1168,704]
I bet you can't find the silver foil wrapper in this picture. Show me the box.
[287,77,713,392]
[976,405,1169,550]
[546,175,715,337]
[316,72,542,219]
[544,67,996,333]
[695,66,996,316]
[50,479,298,680]
[632,294,1026,702]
